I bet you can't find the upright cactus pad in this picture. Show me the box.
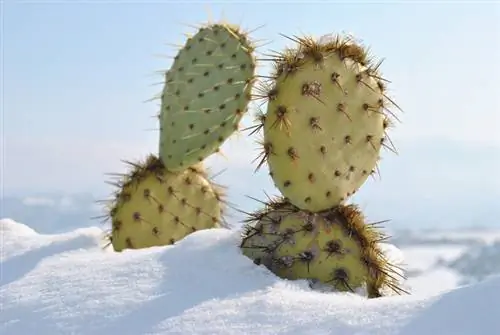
[253,34,401,211]
[102,155,225,252]
[159,22,257,171]
[240,197,406,298]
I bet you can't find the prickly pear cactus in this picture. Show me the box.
[159,22,257,171]
[102,155,225,252]
[253,34,401,212]
[239,197,406,298]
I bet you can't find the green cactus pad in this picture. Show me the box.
[239,197,406,298]
[254,34,401,211]
[101,155,226,252]
[159,22,257,171]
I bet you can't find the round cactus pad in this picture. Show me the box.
[160,23,256,171]
[240,198,406,298]
[259,34,400,211]
[104,155,225,252]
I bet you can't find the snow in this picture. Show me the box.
[405,268,462,297]
[402,246,467,272]
[1,218,500,335]
[399,276,500,335]
[399,246,466,296]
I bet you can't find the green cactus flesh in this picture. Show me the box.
[159,22,256,171]
[103,155,225,252]
[239,197,406,298]
[255,34,401,212]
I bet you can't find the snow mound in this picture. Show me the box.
[1,218,500,335]
[399,275,500,335]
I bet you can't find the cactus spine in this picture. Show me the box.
[253,34,400,212]
[100,21,257,252]
[240,33,405,298]
[103,155,225,252]
[159,23,257,172]
[240,197,405,297]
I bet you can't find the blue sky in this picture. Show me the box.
[3,1,500,228]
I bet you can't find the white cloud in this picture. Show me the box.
[22,197,56,207]
[20,195,80,211]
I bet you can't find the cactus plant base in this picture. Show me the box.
[101,155,225,252]
[239,197,407,298]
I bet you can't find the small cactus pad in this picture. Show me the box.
[159,22,257,171]
[240,197,406,298]
[254,34,401,211]
[102,155,225,252]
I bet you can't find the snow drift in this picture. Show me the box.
[1,218,499,335]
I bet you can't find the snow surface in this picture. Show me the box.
[1,218,500,335]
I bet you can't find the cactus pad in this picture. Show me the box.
[102,155,225,252]
[159,22,257,171]
[240,197,406,298]
[254,34,401,211]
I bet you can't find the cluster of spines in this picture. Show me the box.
[95,21,264,250]
[158,22,259,170]
[248,33,401,178]
[237,32,407,297]
[95,155,227,250]
[240,196,407,298]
